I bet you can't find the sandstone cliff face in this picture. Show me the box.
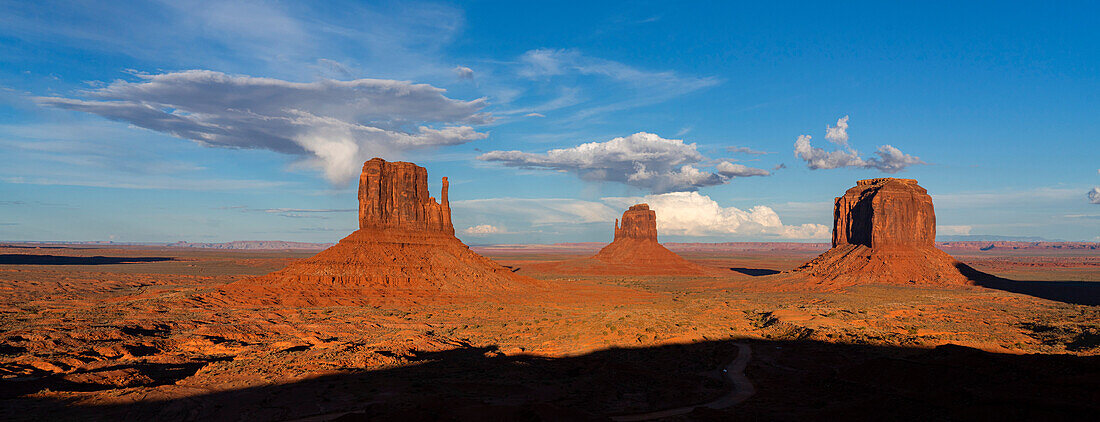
[358,158,454,235]
[614,204,658,242]
[833,178,935,249]
[795,178,975,286]
[223,158,536,305]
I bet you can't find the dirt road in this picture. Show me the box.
[611,342,754,421]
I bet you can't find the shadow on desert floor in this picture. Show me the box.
[728,267,781,276]
[2,338,1098,422]
[958,263,1100,306]
[0,254,175,266]
[975,278,1100,306]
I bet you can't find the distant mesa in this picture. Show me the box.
[793,178,983,285]
[525,203,716,276]
[219,158,540,306]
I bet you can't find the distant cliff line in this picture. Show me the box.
[3,240,1096,251]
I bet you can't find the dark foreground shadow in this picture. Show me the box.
[729,267,781,276]
[958,263,1100,306]
[2,338,1097,422]
[0,254,174,266]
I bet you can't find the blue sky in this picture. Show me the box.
[1,0,1097,244]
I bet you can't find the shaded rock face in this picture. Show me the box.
[614,204,658,242]
[358,158,453,235]
[794,178,976,286]
[833,178,934,249]
[221,158,537,306]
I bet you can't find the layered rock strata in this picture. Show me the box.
[613,204,658,241]
[794,178,975,285]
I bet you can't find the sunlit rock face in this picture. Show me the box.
[613,204,658,242]
[358,158,453,235]
[832,178,935,249]
[794,178,976,286]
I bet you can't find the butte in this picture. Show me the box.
[792,178,981,286]
[525,204,715,276]
[220,158,540,306]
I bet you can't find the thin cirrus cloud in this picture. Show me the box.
[715,161,771,178]
[512,48,720,119]
[727,146,770,155]
[220,205,356,219]
[34,70,492,185]
[478,132,771,194]
[452,198,619,226]
[793,115,924,173]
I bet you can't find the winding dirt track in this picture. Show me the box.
[611,343,755,421]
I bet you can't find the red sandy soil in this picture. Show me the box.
[1,243,1098,421]
[791,244,975,287]
[521,238,721,277]
[217,228,548,307]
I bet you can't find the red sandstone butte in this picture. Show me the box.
[613,204,658,242]
[793,178,975,285]
[528,204,715,276]
[220,158,539,306]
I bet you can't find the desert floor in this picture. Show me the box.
[0,244,1098,421]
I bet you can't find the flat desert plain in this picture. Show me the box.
[1,243,1098,421]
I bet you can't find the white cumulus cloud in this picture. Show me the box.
[794,116,924,173]
[480,132,770,193]
[825,115,850,145]
[1089,187,1100,204]
[479,132,722,193]
[35,70,491,184]
[453,65,474,79]
[603,192,830,239]
[463,224,503,235]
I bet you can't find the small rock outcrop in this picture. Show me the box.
[794,178,977,285]
[526,204,713,276]
[220,158,538,306]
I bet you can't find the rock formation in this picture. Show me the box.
[613,204,658,242]
[357,158,453,234]
[525,204,715,276]
[220,158,538,305]
[793,178,977,285]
